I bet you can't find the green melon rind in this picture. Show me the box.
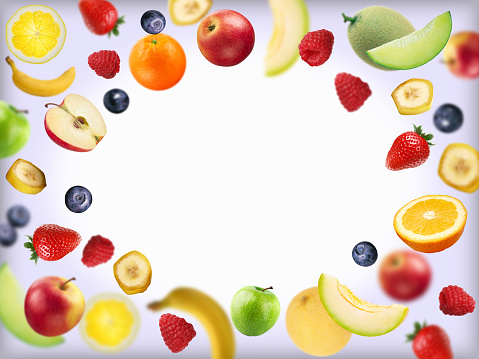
[0,262,64,347]
[366,11,452,69]
[265,0,309,77]
[318,273,409,337]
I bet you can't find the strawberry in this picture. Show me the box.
[298,29,334,66]
[24,224,82,264]
[406,321,453,359]
[335,72,372,112]
[386,124,434,171]
[78,0,125,37]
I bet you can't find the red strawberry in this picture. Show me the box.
[439,285,475,316]
[24,224,82,264]
[406,321,453,359]
[334,72,372,112]
[159,313,196,353]
[298,29,334,66]
[88,50,120,79]
[78,0,124,37]
[81,235,115,267]
[386,124,434,171]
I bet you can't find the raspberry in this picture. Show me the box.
[439,285,475,316]
[88,50,120,79]
[159,313,196,353]
[298,29,334,66]
[81,235,115,267]
[335,72,372,112]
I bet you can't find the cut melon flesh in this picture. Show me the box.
[265,0,309,76]
[0,263,64,347]
[367,11,452,69]
[318,273,408,337]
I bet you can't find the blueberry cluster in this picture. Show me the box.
[0,205,30,247]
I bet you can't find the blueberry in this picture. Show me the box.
[352,241,378,267]
[65,186,92,213]
[7,205,30,227]
[141,10,166,34]
[103,89,129,114]
[433,104,463,133]
[0,223,17,247]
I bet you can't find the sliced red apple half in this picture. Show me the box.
[318,273,409,336]
[45,94,106,152]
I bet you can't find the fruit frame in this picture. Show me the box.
[1,0,478,358]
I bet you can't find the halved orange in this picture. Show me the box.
[393,195,467,253]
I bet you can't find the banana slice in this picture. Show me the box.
[6,158,46,194]
[391,78,433,115]
[438,143,479,193]
[169,0,212,25]
[113,251,152,295]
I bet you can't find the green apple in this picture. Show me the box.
[367,11,452,69]
[230,285,280,336]
[0,101,30,158]
[318,273,408,337]
[0,262,64,346]
[264,0,309,76]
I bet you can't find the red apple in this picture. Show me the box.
[197,9,255,66]
[24,276,85,336]
[443,31,479,79]
[44,94,107,152]
[378,249,431,301]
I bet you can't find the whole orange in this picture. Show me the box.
[129,34,186,91]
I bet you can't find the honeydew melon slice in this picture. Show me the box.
[366,11,452,69]
[0,262,64,347]
[264,0,309,76]
[318,273,409,336]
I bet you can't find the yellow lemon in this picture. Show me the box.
[6,5,66,64]
[79,293,140,353]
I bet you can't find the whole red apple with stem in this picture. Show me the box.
[379,249,431,301]
[197,9,255,66]
[24,276,85,336]
[443,31,479,79]
[44,94,107,152]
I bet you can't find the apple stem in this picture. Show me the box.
[44,102,61,108]
[208,24,216,32]
[44,103,85,129]
[60,277,76,290]
[261,286,273,292]
[14,109,28,114]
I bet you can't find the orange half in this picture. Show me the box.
[393,195,467,253]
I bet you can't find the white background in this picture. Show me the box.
[0,0,478,358]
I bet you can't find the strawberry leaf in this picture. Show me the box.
[413,124,435,146]
[24,235,39,265]
[108,15,125,38]
[405,320,427,343]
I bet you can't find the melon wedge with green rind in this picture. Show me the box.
[264,0,309,76]
[318,273,409,337]
[0,262,64,347]
[366,11,452,69]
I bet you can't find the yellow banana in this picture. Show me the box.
[148,287,235,359]
[6,56,75,97]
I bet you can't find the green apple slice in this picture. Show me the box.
[0,263,64,347]
[366,11,452,69]
[264,0,309,76]
[318,273,408,336]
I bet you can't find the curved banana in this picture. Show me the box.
[148,287,235,359]
[6,56,75,97]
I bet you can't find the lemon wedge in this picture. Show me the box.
[79,293,140,353]
[6,5,66,64]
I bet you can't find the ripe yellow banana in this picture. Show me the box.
[148,287,235,359]
[6,56,75,97]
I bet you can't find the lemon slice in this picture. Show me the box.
[6,5,66,64]
[169,0,212,25]
[79,293,140,353]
